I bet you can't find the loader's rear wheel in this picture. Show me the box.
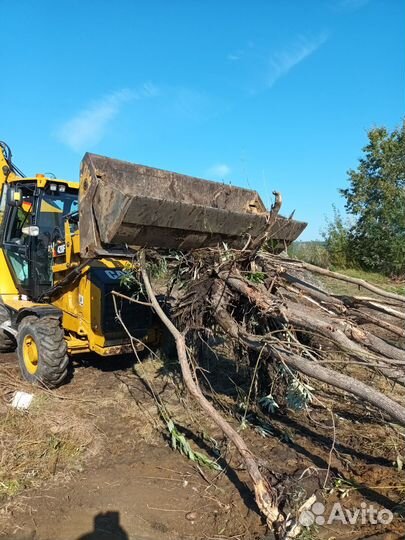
[17,316,69,388]
[0,304,16,353]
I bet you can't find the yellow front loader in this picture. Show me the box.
[0,141,306,387]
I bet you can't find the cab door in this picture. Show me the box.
[0,183,36,297]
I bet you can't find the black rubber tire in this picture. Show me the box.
[0,303,16,353]
[17,316,69,388]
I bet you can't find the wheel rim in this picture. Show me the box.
[23,335,39,374]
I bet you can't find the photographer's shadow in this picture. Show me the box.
[76,511,128,540]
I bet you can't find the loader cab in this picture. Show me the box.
[0,179,78,299]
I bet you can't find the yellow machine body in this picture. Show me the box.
[0,147,155,364]
[0,142,305,386]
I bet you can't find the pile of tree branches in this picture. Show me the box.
[116,247,405,538]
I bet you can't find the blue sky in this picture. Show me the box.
[2,0,404,239]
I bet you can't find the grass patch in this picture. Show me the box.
[321,268,405,297]
[288,242,404,296]
[334,268,405,295]
[297,526,319,540]
[0,394,96,503]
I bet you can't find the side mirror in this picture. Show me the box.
[7,186,23,207]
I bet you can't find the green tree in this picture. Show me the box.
[323,206,352,269]
[328,122,405,276]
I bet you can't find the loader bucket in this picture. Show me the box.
[79,153,306,257]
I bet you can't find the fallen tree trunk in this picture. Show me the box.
[267,255,405,304]
[116,247,404,535]
[210,280,405,427]
[140,263,284,531]
[282,352,405,423]
[350,309,405,338]
[356,299,405,321]
[221,272,405,367]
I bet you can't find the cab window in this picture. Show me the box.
[37,190,78,244]
[5,193,34,244]
[0,184,8,232]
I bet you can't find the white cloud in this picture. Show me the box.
[207,164,231,178]
[57,83,158,152]
[267,33,328,88]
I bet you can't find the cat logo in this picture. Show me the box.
[55,243,66,255]
[105,270,125,280]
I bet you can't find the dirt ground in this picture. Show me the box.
[1,343,405,540]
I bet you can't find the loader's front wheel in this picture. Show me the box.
[0,304,16,353]
[17,317,69,388]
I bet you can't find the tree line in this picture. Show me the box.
[324,120,405,277]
